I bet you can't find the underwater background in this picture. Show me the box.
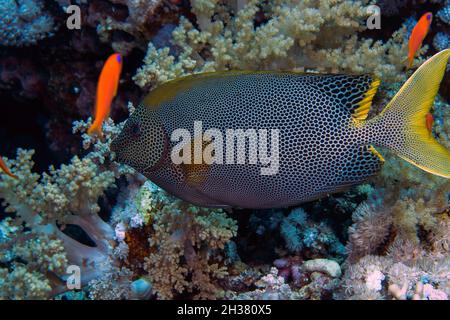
[0,0,449,300]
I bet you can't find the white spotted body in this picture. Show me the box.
[112,50,450,209]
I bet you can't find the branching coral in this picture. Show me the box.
[0,116,132,299]
[87,263,134,300]
[0,98,240,299]
[342,171,449,300]
[135,181,238,299]
[280,208,346,260]
[134,0,415,89]
[1,0,448,302]
[0,231,67,299]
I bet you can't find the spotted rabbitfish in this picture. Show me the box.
[112,50,450,209]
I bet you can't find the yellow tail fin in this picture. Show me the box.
[377,49,450,178]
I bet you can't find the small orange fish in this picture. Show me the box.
[88,53,123,136]
[0,156,17,179]
[407,12,433,69]
[426,112,434,134]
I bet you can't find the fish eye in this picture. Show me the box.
[426,13,432,20]
[129,121,142,139]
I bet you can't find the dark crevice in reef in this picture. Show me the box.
[0,90,60,172]
[59,224,97,248]
[232,188,366,266]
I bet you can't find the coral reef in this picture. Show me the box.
[345,200,393,263]
[433,32,450,51]
[0,0,55,47]
[0,114,135,299]
[280,208,346,260]
[58,0,182,55]
[230,261,341,300]
[437,2,450,25]
[338,93,450,299]
[338,245,449,300]
[433,1,450,54]
[0,0,449,301]
[134,0,416,90]
[0,106,238,299]
[232,267,302,300]
[82,179,239,300]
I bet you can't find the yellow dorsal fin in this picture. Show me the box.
[142,70,345,110]
[142,71,257,109]
[142,71,382,122]
[142,76,198,109]
[312,74,381,122]
[353,78,380,121]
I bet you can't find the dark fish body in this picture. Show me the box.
[112,50,450,209]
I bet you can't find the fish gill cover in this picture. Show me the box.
[0,0,448,301]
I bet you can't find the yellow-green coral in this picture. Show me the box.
[0,116,133,299]
[134,0,414,89]
[137,181,237,299]
[0,148,116,226]
[0,233,68,300]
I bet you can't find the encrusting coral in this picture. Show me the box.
[56,0,181,55]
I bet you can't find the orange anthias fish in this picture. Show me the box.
[407,12,433,69]
[0,156,17,179]
[88,53,123,136]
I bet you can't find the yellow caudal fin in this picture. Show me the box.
[377,49,450,178]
